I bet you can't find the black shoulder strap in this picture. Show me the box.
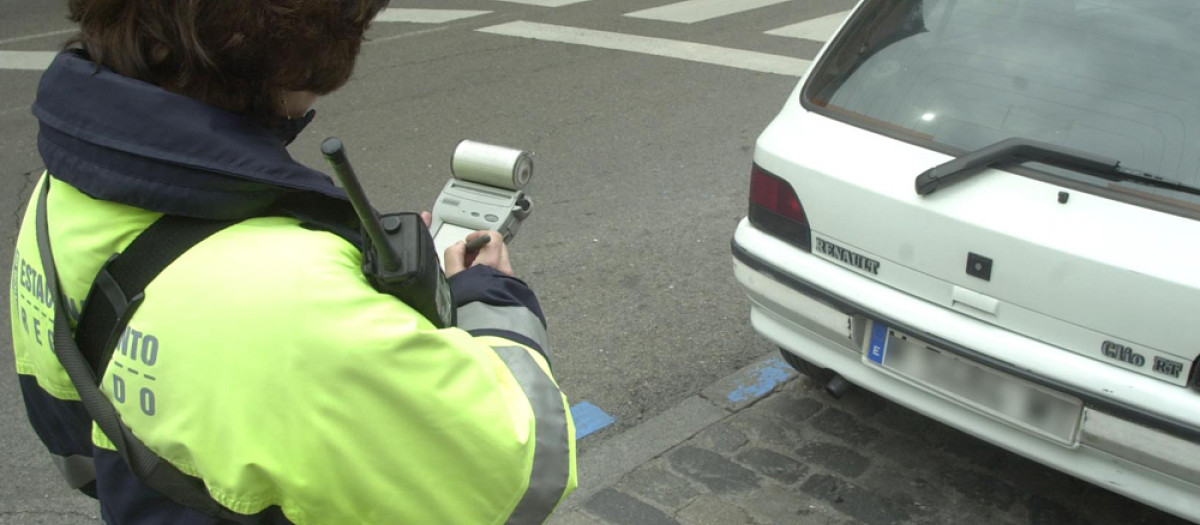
[274,191,363,247]
[35,178,254,523]
[73,210,240,379]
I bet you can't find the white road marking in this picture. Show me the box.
[374,8,490,24]
[626,0,793,24]
[0,51,57,71]
[0,28,75,46]
[366,26,453,45]
[477,21,810,76]
[495,0,592,6]
[765,10,850,41]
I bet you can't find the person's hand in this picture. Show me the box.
[420,211,432,228]
[444,230,514,278]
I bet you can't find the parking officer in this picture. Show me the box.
[9,0,576,523]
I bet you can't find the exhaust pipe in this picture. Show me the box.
[825,374,852,399]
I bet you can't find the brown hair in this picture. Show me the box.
[66,0,388,123]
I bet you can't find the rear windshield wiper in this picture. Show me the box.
[915,138,1200,197]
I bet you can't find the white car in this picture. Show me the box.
[732,0,1200,521]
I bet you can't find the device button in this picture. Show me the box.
[382,215,403,233]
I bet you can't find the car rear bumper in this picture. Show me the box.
[732,218,1200,522]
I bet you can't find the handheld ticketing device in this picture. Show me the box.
[321,137,454,328]
[431,140,534,265]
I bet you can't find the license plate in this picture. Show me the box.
[867,322,1083,445]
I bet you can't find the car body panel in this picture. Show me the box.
[756,104,1200,384]
[732,225,1200,520]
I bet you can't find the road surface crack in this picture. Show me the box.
[6,168,40,244]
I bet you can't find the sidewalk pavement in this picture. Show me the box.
[549,354,1189,525]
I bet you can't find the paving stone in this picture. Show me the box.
[993,453,1069,489]
[692,423,749,455]
[991,453,1104,510]
[854,462,950,519]
[734,447,809,484]
[583,488,680,525]
[870,404,926,435]
[800,474,910,525]
[728,410,807,453]
[835,388,889,418]
[741,485,850,525]
[869,434,937,471]
[752,390,824,422]
[676,494,754,525]
[1095,508,1195,525]
[936,465,1016,510]
[790,371,828,393]
[795,441,871,478]
[547,509,605,525]
[931,426,1011,470]
[616,462,701,511]
[1042,487,1188,525]
[872,404,958,446]
[809,408,882,446]
[668,445,760,494]
[1027,496,1091,525]
[998,456,1182,525]
[567,396,726,509]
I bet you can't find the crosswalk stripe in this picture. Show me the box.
[626,0,793,24]
[765,10,850,41]
[0,28,74,46]
[0,51,57,71]
[374,8,490,24]
[495,0,593,6]
[477,21,810,76]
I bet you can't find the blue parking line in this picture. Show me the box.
[571,401,615,440]
[728,357,793,403]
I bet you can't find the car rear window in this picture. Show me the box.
[805,0,1200,206]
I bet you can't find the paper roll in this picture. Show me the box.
[451,140,533,190]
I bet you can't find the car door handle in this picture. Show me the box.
[952,286,1000,315]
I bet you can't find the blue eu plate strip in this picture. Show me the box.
[868,322,889,364]
[571,401,615,440]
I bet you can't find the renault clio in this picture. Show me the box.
[732,0,1200,521]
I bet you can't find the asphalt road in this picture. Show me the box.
[0,1,826,521]
[0,1,1188,524]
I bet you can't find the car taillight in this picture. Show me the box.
[749,163,811,251]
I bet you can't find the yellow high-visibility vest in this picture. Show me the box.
[12,175,577,524]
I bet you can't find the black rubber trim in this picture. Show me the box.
[732,239,1200,443]
[1190,354,1200,390]
[1190,356,1200,392]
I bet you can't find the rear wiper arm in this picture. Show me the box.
[914,138,1198,196]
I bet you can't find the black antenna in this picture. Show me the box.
[321,137,401,272]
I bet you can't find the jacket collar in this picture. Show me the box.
[32,50,351,220]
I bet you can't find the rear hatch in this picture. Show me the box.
[756,0,1200,386]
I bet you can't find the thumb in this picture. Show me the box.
[444,241,467,278]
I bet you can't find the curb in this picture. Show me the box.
[557,353,798,514]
